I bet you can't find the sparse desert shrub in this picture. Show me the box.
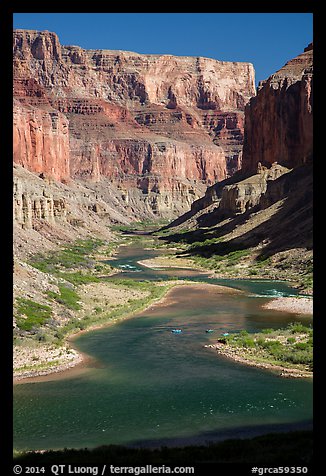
[256,337,266,347]
[289,322,311,334]
[294,342,310,351]
[242,337,255,348]
[287,337,296,344]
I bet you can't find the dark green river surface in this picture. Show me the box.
[14,239,313,451]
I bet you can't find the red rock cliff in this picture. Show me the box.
[13,99,70,182]
[13,29,256,216]
[166,44,313,232]
[242,44,313,172]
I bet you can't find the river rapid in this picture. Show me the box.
[13,238,312,451]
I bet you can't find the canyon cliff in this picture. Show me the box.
[12,32,313,381]
[13,29,255,219]
[162,45,313,291]
[242,42,313,173]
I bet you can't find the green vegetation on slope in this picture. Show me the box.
[14,235,176,373]
[14,238,121,337]
[29,238,107,280]
[151,224,313,293]
[15,298,52,331]
[111,218,170,234]
[54,279,172,345]
[46,284,82,311]
[15,239,114,334]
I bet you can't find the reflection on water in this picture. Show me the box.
[14,239,312,451]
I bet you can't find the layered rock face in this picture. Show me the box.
[13,29,256,217]
[13,99,70,182]
[165,45,313,260]
[242,44,313,173]
[13,163,137,262]
[13,173,67,230]
[218,163,290,216]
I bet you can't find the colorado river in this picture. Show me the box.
[13,238,312,451]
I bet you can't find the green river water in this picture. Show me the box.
[13,239,313,451]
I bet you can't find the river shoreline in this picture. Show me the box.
[205,342,312,379]
[14,242,313,384]
[14,280,239,384]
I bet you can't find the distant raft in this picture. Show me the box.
[171,329,182,334]
[205,329,214,333]
[222,332,229,336]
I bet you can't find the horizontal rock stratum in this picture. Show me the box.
[13,29,256,217]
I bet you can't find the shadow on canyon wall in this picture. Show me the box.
[158,165,312,262]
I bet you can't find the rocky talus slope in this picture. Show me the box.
[161,45,313,292]
[13,29,255,218]
[13,164,132,258]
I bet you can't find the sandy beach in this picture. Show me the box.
[138,256,211,272]
[262,297,313,314]
[13,349,88,384]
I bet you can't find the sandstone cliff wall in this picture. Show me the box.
[13,29,256,217]
[13,30,255,110]
[13,164,133,256]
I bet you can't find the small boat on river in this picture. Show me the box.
[206,329,214,333]
[171,329,182,334]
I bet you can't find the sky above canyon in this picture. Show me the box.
[13,13,313,85]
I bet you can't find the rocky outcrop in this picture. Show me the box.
[13,164,133,254]
[242,45,313,173]
[13,174,67,230]
[164,162,290,230]
[217,163,290,216]
[220,44,313,217]
[13,29,256,217]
